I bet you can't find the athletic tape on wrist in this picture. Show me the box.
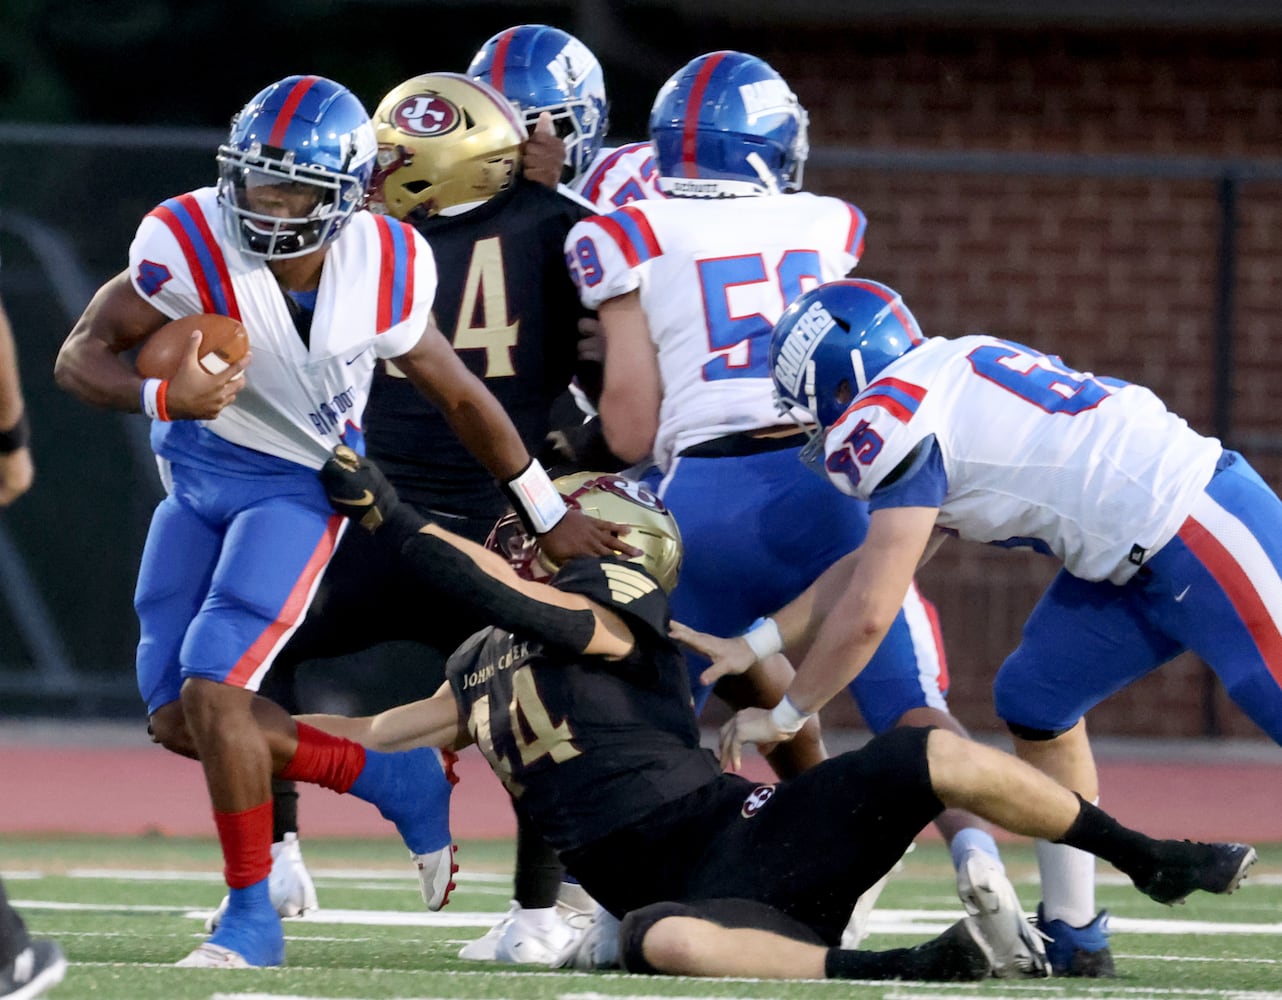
[742,616,783,662]
[502,458,567,535]
[769,694,813,735]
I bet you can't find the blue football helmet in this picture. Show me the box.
[649,51,808,198]
[217,75,377,260]
[770,279,925,432]
[467,24,609,185]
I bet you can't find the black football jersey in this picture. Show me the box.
[363,179,592,522]
[446,558,722,853]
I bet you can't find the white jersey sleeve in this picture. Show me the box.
[573,142,665,212]
[565,193,866,470]
[822,335,1222,583]
[128,188,436,468]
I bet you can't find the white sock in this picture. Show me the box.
[1036,836,1098,927]
[516,905,562,935]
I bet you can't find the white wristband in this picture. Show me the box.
[769,694,814,735]
[742,616,783,662]
[140,378,165,420]
[503,458,568,535]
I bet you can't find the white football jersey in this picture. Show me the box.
[822,334,1222,583]
[573,142,665,212]
[566,193,866,470]
[129,187,436,469]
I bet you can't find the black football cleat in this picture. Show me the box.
[911,918,995,982]
[0,938,67,999]
[1135,840,1258,905]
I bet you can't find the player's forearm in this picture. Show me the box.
[770,548,860,652]
[54,333,146,412]
[298,696,460,754]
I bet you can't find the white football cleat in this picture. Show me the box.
[556,902,621,970]
[956,849,1049,979]
[205,832,319,931]
[458,901,519,960]
[175,942,251,969]
[412,842,458,911]
[494,905,578,966]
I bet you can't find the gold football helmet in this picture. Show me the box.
[370,72,525,220]
[488,472,683,594]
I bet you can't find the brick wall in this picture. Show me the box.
[745,28,1282,739]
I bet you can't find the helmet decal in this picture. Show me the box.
[370,73,524,220]
[390,94,462,137]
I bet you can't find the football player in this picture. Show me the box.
[53,74,625,969]
[467,23,664,212]
[684,276,1282,976]
[564,50,1040,966]
[297,443,1256,982]
[249,72,628,963]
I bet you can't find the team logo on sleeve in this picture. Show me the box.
[390,94,461,136]
[741,784,776,817]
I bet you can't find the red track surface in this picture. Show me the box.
[3,733,1281,842]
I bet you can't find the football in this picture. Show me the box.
[136,313,249,380]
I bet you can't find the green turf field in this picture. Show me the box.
[3,835,1278,1000]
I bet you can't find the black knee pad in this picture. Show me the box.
[619,901,695,975]
[1006,720,1075,741]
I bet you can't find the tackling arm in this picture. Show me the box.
[597,290,662,464]
[296,685,465,753]
[392,322,636,561]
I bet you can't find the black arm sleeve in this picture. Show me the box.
[396,530,598,652]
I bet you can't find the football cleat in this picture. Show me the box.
[175,942,253,969]
[412,842,458,912]
[205,832,318,931]
[555,902,621,970]
[494,906,578,966]
[1133,840,1257,905]
[458,901,519,960]
[909,917,996,982]
[1035,905,1116,978]
[955,850,1049,978]
[0,939,67,999]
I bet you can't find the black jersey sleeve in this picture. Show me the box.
[398,530,598,652]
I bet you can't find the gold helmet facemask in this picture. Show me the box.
[370,72,525,220]
[487,473,683,594]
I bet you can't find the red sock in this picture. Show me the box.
[213,800,273,889]
[279,722,367,793]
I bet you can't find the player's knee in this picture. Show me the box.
[620,902,696,975]
[1005,720,1073,741]
[148,702,197,758]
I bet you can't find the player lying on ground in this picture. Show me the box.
[269,446,1256,980]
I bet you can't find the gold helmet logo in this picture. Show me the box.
[371,72,524,220]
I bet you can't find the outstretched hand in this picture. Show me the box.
[319,445,425,543]
[539,507,640,562]
[669,621,758,687]
[718,707,794,772]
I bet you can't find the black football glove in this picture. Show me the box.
[321,446,426,546]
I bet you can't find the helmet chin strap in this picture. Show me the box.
[745,152,781,195]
